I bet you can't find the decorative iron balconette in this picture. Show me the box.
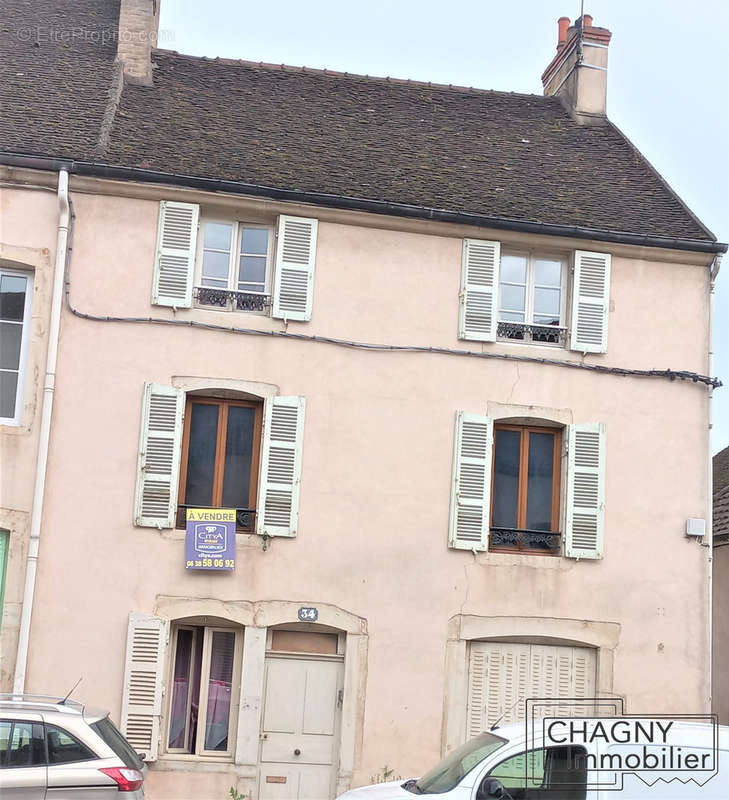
[176,504,257,532]
[489,527,561,554]
[194,286,270,312]
[497,321,567,345]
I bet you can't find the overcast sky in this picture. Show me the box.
[159,0,729,452]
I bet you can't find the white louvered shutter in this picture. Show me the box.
[134,383,184,528]
[458,239,500,341]
[152,201,199,308]
[448,412,493,551]
[120,612,169,762]
[570,250,611,353]
[256,396,306,537]
[565,423,606,559]
[468,642,530,732]
[272,216,318,321]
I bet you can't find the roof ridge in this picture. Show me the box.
[150,48,556,101]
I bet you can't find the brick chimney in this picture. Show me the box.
[117,0,160,85]
[542,14,612,124]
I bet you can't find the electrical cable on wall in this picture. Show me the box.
[62,198,721,389]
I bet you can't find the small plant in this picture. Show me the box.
[229,787,246,800]
[368,765,401,784]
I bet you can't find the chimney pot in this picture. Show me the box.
[583,14,594,28]
[557,16,570,50]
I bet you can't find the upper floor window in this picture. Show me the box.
[489,424,562,554]
[177,396,263,532]
[1,269,33,424]
[497,252,566,345]
[196,220,273,312]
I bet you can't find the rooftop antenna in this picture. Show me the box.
[60,676,82,705]
[577,0,585,64]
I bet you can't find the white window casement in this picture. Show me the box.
[497,251,567,345]
[152,201,318,321]
[448,412,606,559]
[0,268,33,425]
[459,240,611,353]
[196,220,274,313]
[165,623,243,758]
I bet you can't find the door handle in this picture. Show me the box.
[294,748,301,756]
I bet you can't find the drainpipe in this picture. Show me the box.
[706,253,721,713]
[13,170,69,694]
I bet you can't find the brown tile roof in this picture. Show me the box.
[0,0,718,244]
[714,485,729,543]
[714,445,729,494]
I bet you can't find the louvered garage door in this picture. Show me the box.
[467,641,596,737]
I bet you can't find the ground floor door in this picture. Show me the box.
[467,641,597,735]
[259,655,343,800]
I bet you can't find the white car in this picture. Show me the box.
[338,721,729,800]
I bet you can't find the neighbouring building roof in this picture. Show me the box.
[714,447,729,544]
[0,0,720,245]
[714,445,729,493]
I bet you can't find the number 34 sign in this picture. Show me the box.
[298,607,318,621]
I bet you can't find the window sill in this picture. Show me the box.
[155,755,236,772]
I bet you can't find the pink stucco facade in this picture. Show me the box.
[0,169,715,799]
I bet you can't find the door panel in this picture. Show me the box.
[259,656,343,800]
[0,766,47,800]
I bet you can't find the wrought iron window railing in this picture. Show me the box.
[497,321,567,345]
[194,286,270,312]
[489,527,561,554]
[176,505,257,532]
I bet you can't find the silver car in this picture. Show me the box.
[0,694,145,799]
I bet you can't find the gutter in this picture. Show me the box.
[1,152,726,255]
[13,170,70,693]
[706,254,722,713]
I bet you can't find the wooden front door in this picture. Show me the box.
[259,656,343,800]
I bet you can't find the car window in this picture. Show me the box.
[0,721,45,769]
[484,745,587,799]
[90,716,143,769]
[46,724,96,764]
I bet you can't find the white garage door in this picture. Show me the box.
[467,641,596,736]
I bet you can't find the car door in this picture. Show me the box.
[0,715,47,799]
[45,723,118,799]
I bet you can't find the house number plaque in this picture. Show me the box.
[298,607,318,621]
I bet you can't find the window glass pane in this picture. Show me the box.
[201,251,230,284]
[526,432,555,531]
[185,403,219,506]
[492,429,521,529]
[222,405,255,508]
[0,720,10,767]
[240,227,268,256]
[534,287,561,317]
[0,275,27,321]
[499,311,525,323]
[533,314,560,327]
[46,725,95,764]
[204,222,233,251]
[189,627,204,752]
[238,256,266,291]
[0,322,22,370]
[500,255,527,284]
[169,628,194,749]
[204,631,235,751]
[500,284,526,312]
[0,371,18,419]
[535,259,562,287]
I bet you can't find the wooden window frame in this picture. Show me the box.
[489,424,562,554]
[164,623,243,760]
[177,396,264,530]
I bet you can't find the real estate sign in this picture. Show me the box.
[185,508,236,571]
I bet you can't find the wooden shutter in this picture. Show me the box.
[134,383,184,529]
[458,239,500,341]
[120,612,169,762]
[152,201,199,308]
[448,412,493,551]
[570,250,611,353]
[468,642,529,732]
[256,396,306,537]
[565,423,606,559]
[272,216,318,321]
